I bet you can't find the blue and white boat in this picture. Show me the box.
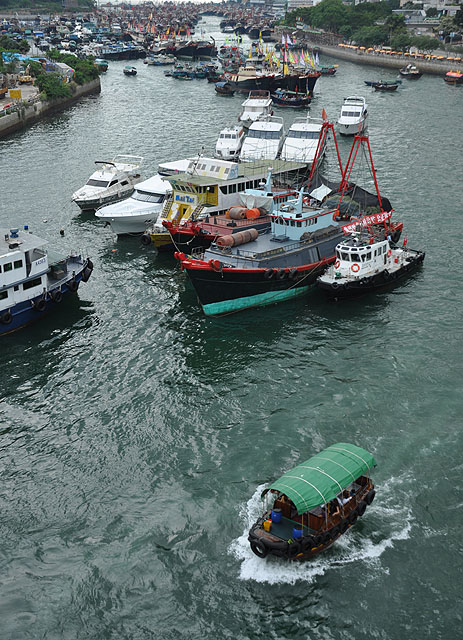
[0,227,93,335]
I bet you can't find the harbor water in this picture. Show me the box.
[1,17,462,639]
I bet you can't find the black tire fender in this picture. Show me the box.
[68,279,79,293]
[340,520,349,534]
[264,268,275,280]
[141,234,151,246]
[331,281,339,290]
[1,310,12,325]
[276,269,286,281]
[357,501,367,517]
[250,540,268,559]
[382,270,390,281]
[348,511,358,525]
[365,490,376,506]
[33,298,46,312]
[330,525,341,539]
[287,541,301,558]
[289,267,299,281]
[300,536,316,553]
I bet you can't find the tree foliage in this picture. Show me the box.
[34,73,71,100]
[0,35,29,53]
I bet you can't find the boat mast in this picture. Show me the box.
[338,134,383,211]
[307,121,343,184]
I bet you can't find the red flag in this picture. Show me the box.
[402,236,408,247]
[322,108,327,120]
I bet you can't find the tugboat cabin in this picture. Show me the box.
[249,443,376,560]
[335,235,390,275]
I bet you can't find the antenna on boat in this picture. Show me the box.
[188,147,204,175]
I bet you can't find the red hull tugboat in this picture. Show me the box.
[249,443,376,561]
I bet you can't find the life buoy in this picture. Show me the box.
[351,263,360,273]
[387,249,391,257]
[68,279,79,293]
[334,260,340,269]
[33,298,46,312]
[300,536,316,553]
[357,501,367,517]
[250,540,268,559]
[264,268,275,280]
[51,290,62,303]
[365,490,376,505]
[141,234,151,246]
[1,310,12,325]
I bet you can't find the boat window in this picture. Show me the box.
[296,221,301,227]
[109,180,118,187]
[14,260,23,269]
[23,277,42,290]
[87,179,109,187]
[361,253,367,262]
[237,183,245,192]
[230,184,236,194]
[247,130,281,140]
[0,290,8,300]
[383,245,386,254]
[341,252,349,260]
[120,181,128,186]
[351,254,360,262]
[133,190,164,203]
[219,185,228,194]
[342,110,361,117]
[3,262,12,272]
[366,252,371,260]
[288,130,320,139]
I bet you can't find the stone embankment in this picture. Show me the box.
[0,77,101,139]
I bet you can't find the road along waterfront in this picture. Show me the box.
[0,16,462,640]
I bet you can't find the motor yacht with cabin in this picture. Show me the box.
[72,156,144,211]
[248,443,376,561]
[239,116,285,162]
[215,125,246,161]
[238,90,273,129]
[280,116,325,166]
[317,226,424,299]
[337,96,368,136]
[0,226,93,335]
[95,174,171,235]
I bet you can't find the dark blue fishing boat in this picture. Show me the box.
[271,88,311,108]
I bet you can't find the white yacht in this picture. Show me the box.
[239,116,285,162]
[95,174,171,235]
[337,96,368,136]
[72,155,144,210]
[238,90,273,129]
[0,226,93,335]
[215,125,246,160]
[280,116,325,165]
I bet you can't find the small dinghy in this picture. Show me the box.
[214,81,235,96]
[248,443,377,561]
[317,226,425,299]
[374,82,399,92]
[123,65,137,76]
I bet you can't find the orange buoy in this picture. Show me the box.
[245,207,261,220]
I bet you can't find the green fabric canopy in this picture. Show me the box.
[267,443,377,515]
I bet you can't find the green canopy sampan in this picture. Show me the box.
[250,443,377,560]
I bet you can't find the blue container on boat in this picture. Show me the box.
[271,508,282,523]
[293,527,303,539]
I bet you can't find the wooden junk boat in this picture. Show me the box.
[248,443,377,560]
[444,70,463,85]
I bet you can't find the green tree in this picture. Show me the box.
[391,33,411,50]
[426,7,438,17]
[311,0,349,32]
[411,35,440,52]
[439,15,457,36]
[34,73,71,100]
[352,26,388,46]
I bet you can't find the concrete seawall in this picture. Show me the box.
[306,43,462,76]
[0,77,101,139]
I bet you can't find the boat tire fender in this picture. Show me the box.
[331,281,339,290]
[340,520,349,534]
[357,501,367,517]
[1,310,12,325]
[250,540,268,559]
[264,268,275,280]
[382,270,390,281]
[289,267,299,281]
[33,298,46,312]
[81,266,92,283]
[365,490,376,505]
[141,234,152,246]
[68,279,79,293]
[51,290,63,303]
[300,536,316,553]
[321,532,331,545]
[276,269,286,281]
[348,511,358,525]
[330,525,341,539]
[287,541,301,558]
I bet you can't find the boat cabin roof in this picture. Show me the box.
[0,228,46,256]
[263,442,376,515]
[166,159,306,187]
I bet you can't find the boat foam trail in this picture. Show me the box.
[228,479,413,585]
